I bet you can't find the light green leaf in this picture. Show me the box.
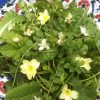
[0,44,20,59]
[0,10,25,37]
[5,81,40,100]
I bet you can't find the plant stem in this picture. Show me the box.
[36,77,51,92]
[12,42,37,87]
[80,71,100,82]
[66,73,74,83]
[46,65,60,99]
[73,7,89,32]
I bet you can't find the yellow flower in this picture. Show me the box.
[38,39,50,51]
[24,29,33,36]
[80,26,88,36]
[8,23,15,31]
[76,56,92,71]
[20,59,40,80]
[34,96,41,100]
[12,37,19,42]
[96,87,100,96]
[76,56,84,61]
[57,32,64,45]
[65,13,72,24]
[38,10,50,25]
[59,85,79,100]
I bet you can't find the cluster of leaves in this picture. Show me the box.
[0,0,100,100]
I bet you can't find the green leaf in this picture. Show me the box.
[2,31,22,43]
[96,40,100,49]
[5,81,40,100]
[0,44,20,59]
[71,79,97,100]
[0,10,25,37]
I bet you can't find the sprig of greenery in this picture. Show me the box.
[0,0,99,100]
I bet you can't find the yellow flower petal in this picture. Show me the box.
[80,63,91,70]
[61,84,68,91]
[59,84,79,100]
[76,56,92,71]
[71,91,79,99]
[20,59,40,80]
[24,29,33,36]
[26,69,36,80]
[31,59,40,69]
[12,37,19,42]
[38,39,50,51]
[38,10,50,25]
[65,13,72,24]
[60,92,72,100]
[23,60,30,65]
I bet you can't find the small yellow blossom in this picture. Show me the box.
[59,85,79,100]
[76,56,92,71]
[65,13,72,24]
[8,23,15,31]
[38,10,50,25]
[96,87,100,96]
[57,32,64,45]
[12,37,19,42]
[20,59,40,80]
[80,26,88,36]
[38,39,50,51]
[24,29,33,36]
[34,96,41,100]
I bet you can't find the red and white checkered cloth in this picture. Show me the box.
[62,0,100,30]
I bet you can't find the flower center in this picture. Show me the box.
[43,16,48,21]
[65,89,71,96]
[28,66,34,72]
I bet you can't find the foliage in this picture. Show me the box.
[5,81,40,100]
[0,0,100,100]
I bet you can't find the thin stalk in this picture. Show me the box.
[46,65,60,98]
[12,42,37,87]
[80,71,100,82]
[73,8,89,32]
[36,77,51,92]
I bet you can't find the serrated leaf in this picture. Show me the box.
[5,81,40,100]
[2,31,22,43]
[0,44,20,59]
[0,10,25,37]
